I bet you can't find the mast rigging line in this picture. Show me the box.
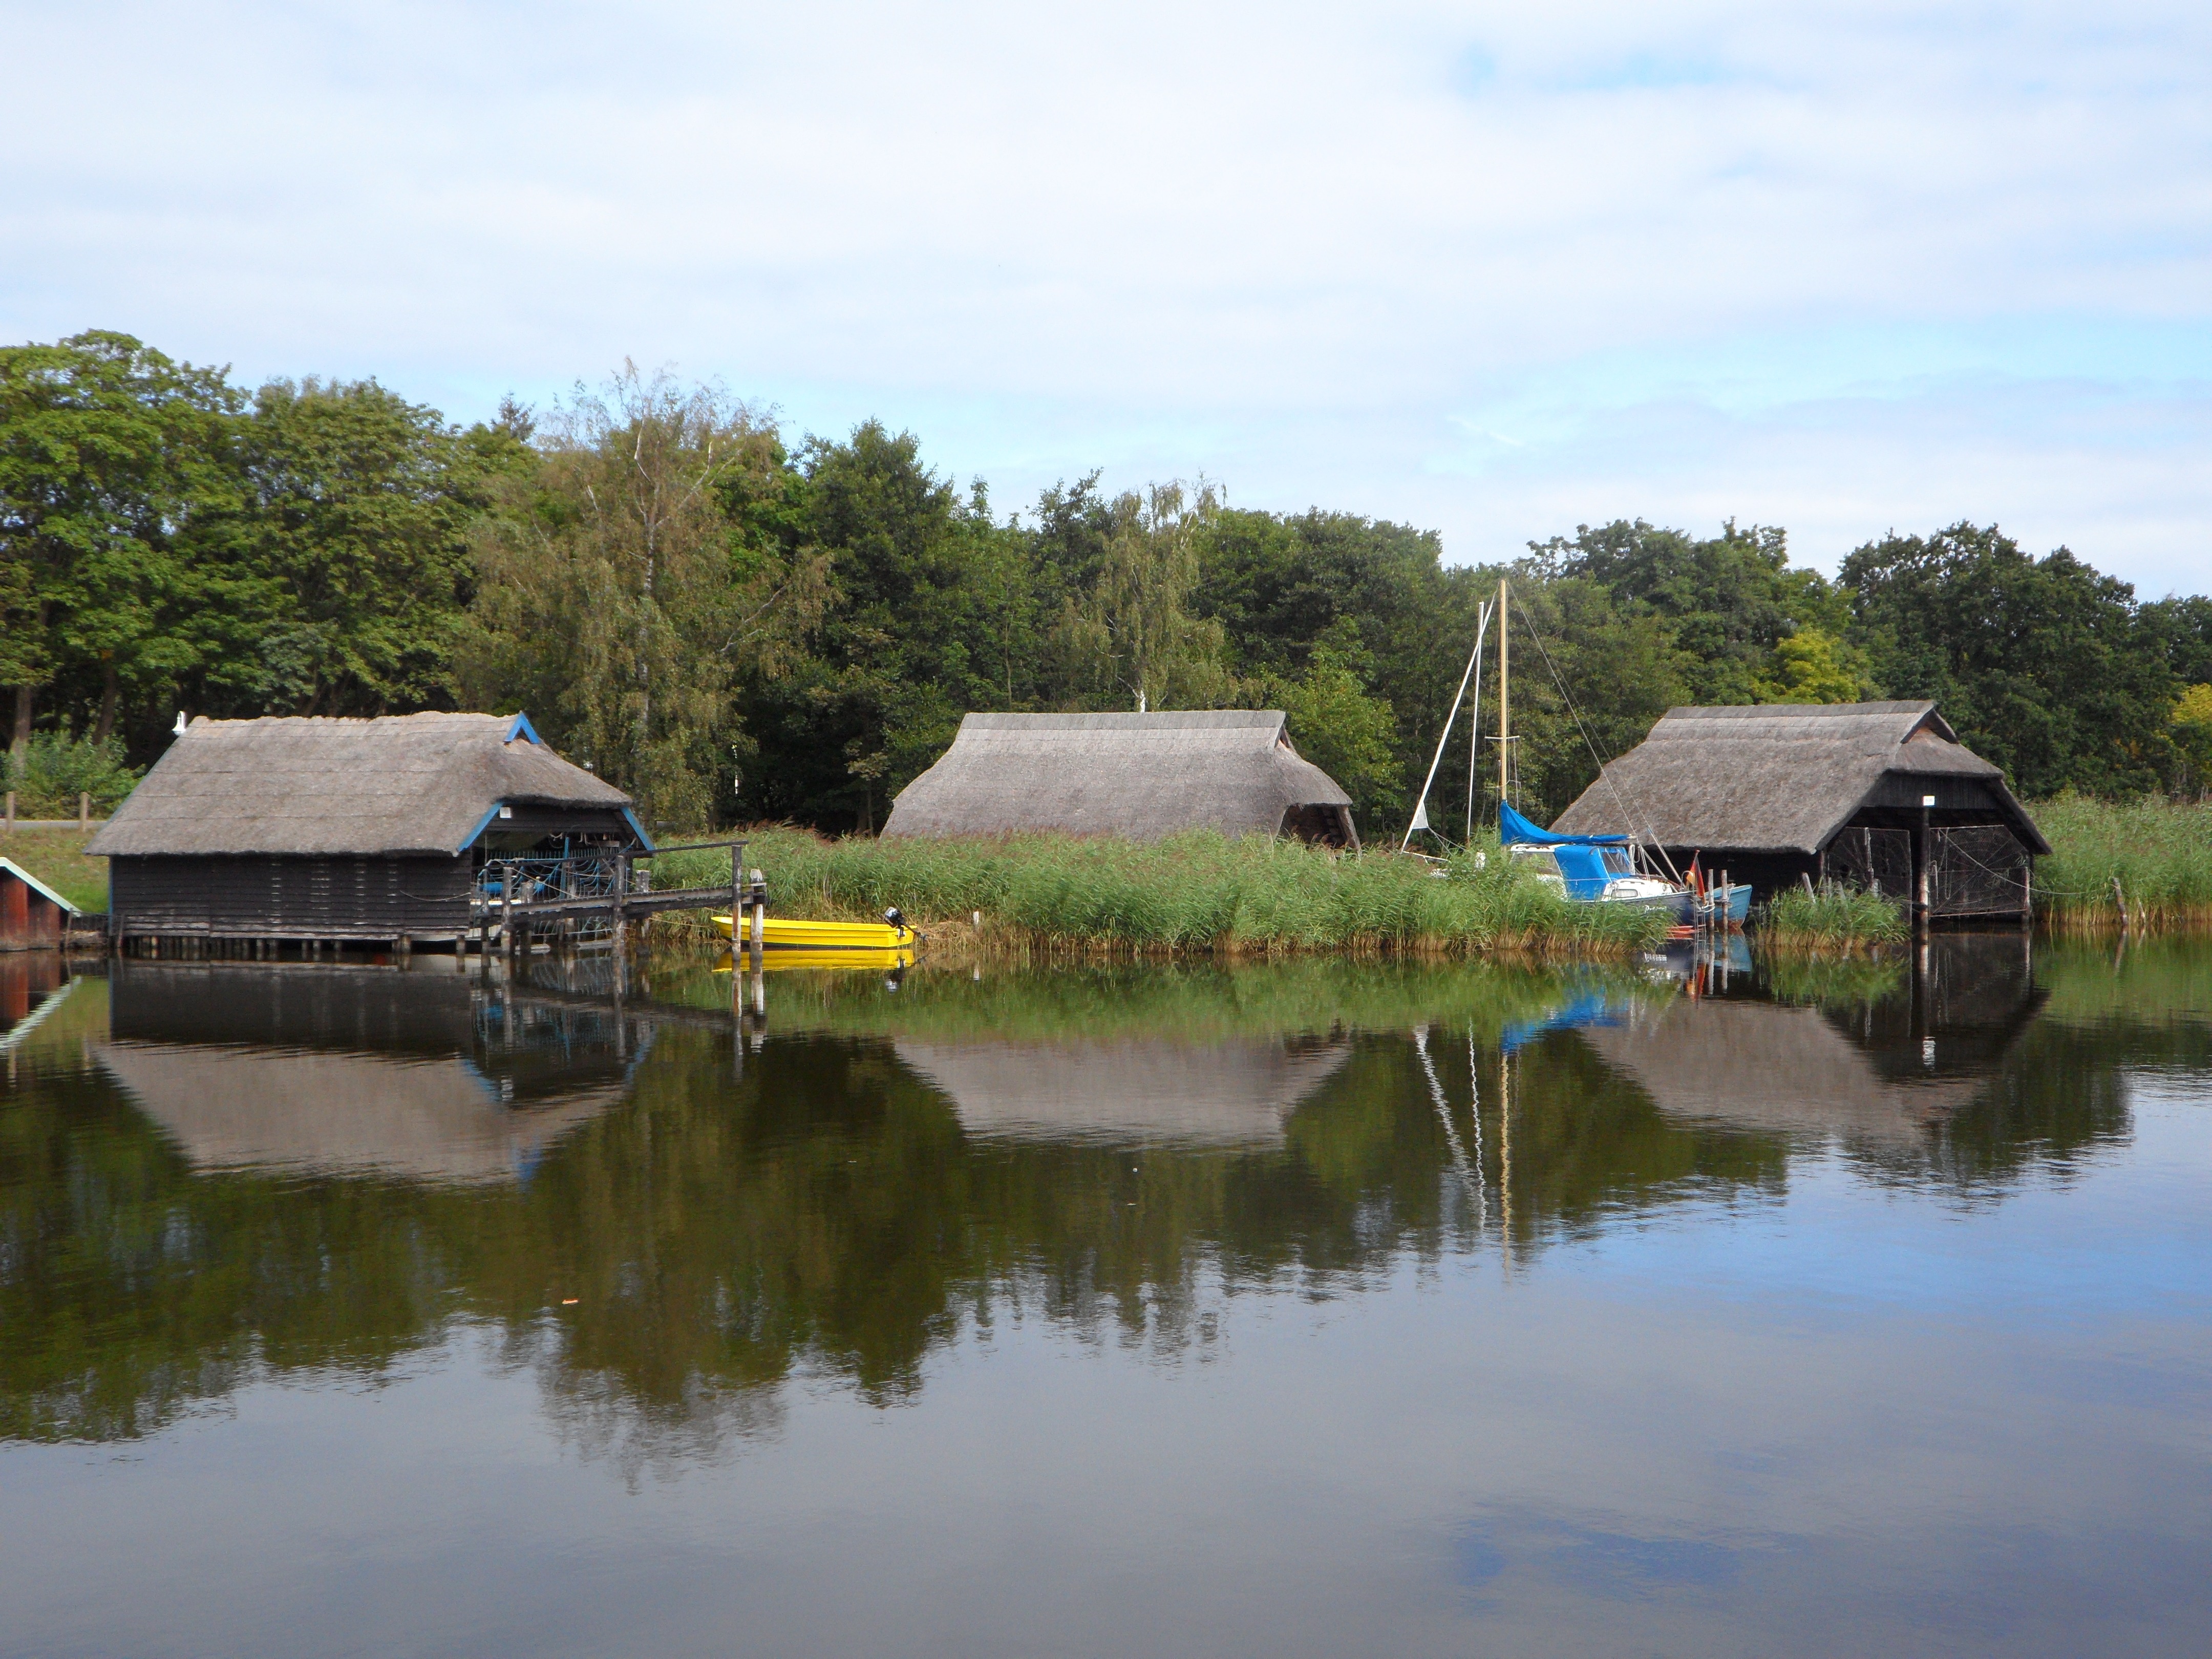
[1401,600,1493,852]
[1506,590,1685,886]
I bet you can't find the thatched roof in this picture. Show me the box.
[896,1034,1349,1147]
[883,711,1356,842]
[1549,701,2048,856]
[87,712,636,858]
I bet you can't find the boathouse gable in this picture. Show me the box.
[87,713,643,946]
[882,711,1359,847]
[1549,700,2047,919]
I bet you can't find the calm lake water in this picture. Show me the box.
[3,937,2208,1658]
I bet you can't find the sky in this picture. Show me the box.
[5,2,2209,594]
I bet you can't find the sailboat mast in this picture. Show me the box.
[1497,576,1510,813]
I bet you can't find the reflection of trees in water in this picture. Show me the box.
[0,942,2188,1454]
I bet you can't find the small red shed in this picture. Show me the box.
[1,858,79,951]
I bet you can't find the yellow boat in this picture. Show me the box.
[713,911,918,953]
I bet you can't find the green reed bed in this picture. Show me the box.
[649,829,1670,958]
[1755,881,1909,952]
[2030,795,2212,933]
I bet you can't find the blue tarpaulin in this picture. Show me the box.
[1498,802,1628,847]
[1550,843,1614,900]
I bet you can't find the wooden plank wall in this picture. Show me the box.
[112,855,475,941]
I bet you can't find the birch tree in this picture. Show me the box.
[461,366,826,830]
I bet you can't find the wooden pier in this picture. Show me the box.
[472,839,757,960]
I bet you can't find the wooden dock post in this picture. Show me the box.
[747,868,765,972]
[612,852,630,958]
[738,849,756,955]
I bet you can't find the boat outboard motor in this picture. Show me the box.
[883,906,907,931]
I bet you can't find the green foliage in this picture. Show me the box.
[1194,506,1478,830]
[1529,518,1846,705]
[1265,648,1399,820]
[1842,523,2177,797]
[188,378,493,718]
[1053,481,1237,714]
[461,368,826,832]
[1486,572,1684,822]
[0,330,239,745]
[739,423,1030,832]
[2171,684,2212,796]
[0,729,142,816]
[1752,626,1878,705]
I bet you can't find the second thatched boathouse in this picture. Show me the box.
[1549,700,2048,919]
[883,711,1359,846]
[88,713,647,952]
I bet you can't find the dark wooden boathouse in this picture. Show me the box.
[1549,701,2049,920]
[88,713,648,952]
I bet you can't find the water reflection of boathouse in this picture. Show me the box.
[1581,938,2045,1147]
[95,965,646,1184]
[895,1035,1351,1147]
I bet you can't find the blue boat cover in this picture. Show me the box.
[1499,801,1628,848]
[1550,843,1614,900]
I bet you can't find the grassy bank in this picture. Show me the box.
[2030,796,2212,933]
[651,828,1672,959]
[0,826,109,912]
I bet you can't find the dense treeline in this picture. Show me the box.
[5,330,2210,833]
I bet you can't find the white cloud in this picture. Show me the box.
[4,2,2207,589]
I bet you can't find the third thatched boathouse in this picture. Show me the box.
[88,713,648,953]
[883,711,1359,846]
[1549,700,2048,919]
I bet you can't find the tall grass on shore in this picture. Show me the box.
[648,828,1670,958]
[1755,880,1909,952]
[2030,795,2212,933]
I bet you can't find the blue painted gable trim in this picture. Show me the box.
[456,803,504,854]
[505,713,544,745]
[621,807,654,852]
